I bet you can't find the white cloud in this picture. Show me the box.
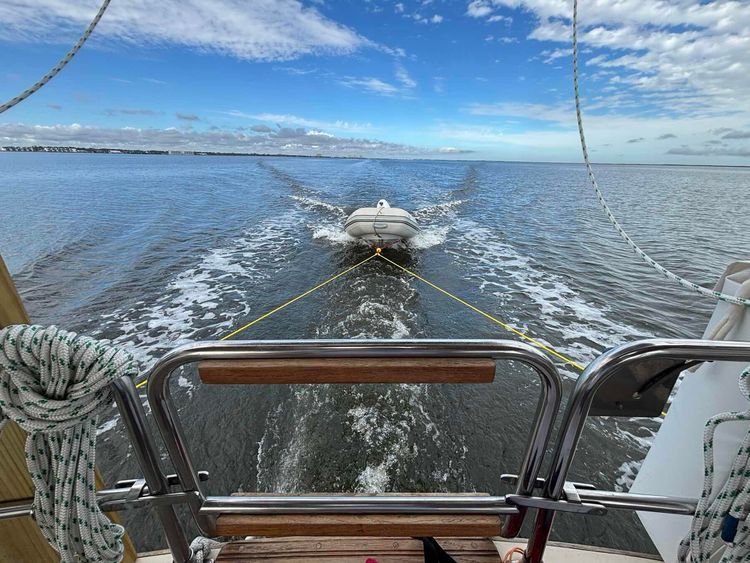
[0,0,370,61]
[484,0,750,114]
[395,63,417,89]
[443,98,750,163]
[340,77,401,96]
[438,146,474,154]
[468,101,572,123]
[0,121,443,158]
[225,111,373,133]
[540,47,572,63]
[412,12,445,24]
[488,14,511,23]
[466,0,495,18]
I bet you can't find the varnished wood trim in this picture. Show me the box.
[217,537,501,561]
[199,357,495,385]
[214,513,503,538]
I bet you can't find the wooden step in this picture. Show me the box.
[215,493,504,538]
[198,357,496,385]
[214,513,504,538]
[216,537,502,562]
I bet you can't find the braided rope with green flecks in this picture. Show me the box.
[0,324,137,563]
[572,0,750,307]
[677,365,750,562]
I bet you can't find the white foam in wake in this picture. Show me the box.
[290,194,346,216]
[410,225,449,249]
[96,211,303,367]
[414,199,465,221]
[312,225,360,246]
[448,219,648,374]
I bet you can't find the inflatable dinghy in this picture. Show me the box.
[344,199,419,247]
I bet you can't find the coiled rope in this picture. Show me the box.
[571,0,750,307]
[0,324,134,563]
[677,366,750,562]
[0,0,111,114]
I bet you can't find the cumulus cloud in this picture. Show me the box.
[250,124,273,133]
[541,48,572,64]
[104,108,163,116]
[466,1,495,18]
[1,0,371,61]
[480,0,750,116]
[722,129,750,140]
[176,113,200,121]
[227,111,373,133]
[443,98,750,163]
[667,145,750,157]
[0,122,454,158]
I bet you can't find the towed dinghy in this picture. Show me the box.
[344,199,419,247]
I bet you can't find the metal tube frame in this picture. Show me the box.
[525,339,750,563]
[144,339,562,537]
[7,338,744,562]
[110,376,193,563]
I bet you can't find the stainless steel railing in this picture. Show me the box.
[143,339,562,540]
[523,339,750,562]
[5,338,749,563]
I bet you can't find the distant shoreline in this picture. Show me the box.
[0,145,350,159]
[1,145,748,168]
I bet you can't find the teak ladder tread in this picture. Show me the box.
[199,357,496,385]
[215,493,503,538]
[216,537,502,562]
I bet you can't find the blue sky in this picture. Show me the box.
[1,0,749,163]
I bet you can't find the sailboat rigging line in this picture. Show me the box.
[0,0,111,114]
[133,252,378,389]
[572,0,749,307]
[377,253,585,372]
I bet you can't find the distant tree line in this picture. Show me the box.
[0,146,356,158]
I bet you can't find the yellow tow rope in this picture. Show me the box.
[376,252,585,371]
[221,253,378,340]
[135,250,583,389]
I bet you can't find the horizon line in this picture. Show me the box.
[1,145,748,169]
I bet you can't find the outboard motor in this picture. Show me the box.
[377,199,391,209]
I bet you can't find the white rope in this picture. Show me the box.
[0,324,136,563]
[0,0,111,114]
[676,365,750,562]
[571,0,750,307]
[189,536,225,563]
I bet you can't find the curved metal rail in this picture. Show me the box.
[525,339,750,563]
[143,339,562,536]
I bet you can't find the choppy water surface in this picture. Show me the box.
[2,153,749,553]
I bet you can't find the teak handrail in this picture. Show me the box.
[199,357,496,385]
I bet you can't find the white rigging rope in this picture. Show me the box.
[0,325,133,562]
[571,0,750,307]
[573,7,750,561]
[0,0,111,114]
[676,366,750,562]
